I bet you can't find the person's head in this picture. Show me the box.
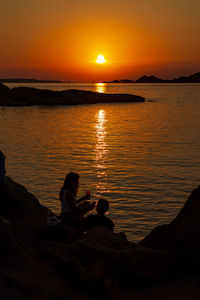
[96,199,109,215]
[60,172,79,199]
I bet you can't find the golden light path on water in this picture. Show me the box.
[94,109,109,196]
[2,83,200,241]
[95,83,106,94]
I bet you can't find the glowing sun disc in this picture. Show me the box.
[96,55,106,64]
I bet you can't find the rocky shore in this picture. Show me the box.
[1,177,200,299]
[0,83,144,106]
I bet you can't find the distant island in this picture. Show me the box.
[1,71,200,84]
[103,71,200,84]
[0,78,64,83]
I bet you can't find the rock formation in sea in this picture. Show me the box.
[0,82,10,96]
[0,83,144,106]
[1,176,200,299]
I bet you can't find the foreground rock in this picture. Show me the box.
[1,178,200,299]
[0,82,144,106]
[140,186,200,254]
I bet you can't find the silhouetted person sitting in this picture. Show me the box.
[59,172,95,223]
[45,172,95,242]
[85,199,114,231]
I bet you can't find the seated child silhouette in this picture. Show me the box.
[85,199,114,231]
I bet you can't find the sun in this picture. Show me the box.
[96,55,106,64]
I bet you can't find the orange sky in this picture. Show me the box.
[0,0,200,82]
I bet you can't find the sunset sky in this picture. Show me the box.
[1,0,200,82]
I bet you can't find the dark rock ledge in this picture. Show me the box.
[0,82,144,106]
[1,177,200,300]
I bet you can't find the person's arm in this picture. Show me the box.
[76,193,91,204]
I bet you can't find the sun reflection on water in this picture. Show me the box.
[96,83,106,94]
[94,109,109,194]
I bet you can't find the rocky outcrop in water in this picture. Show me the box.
[0,82,10,96]
[0,83,145,106]
[1,178,200,299]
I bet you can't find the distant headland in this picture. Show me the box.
[1,71,200,84]
[0,78,64,83]
[103,72,200,84]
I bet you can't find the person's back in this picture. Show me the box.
[85,199,114,231]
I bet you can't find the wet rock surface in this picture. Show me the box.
[1,177,200,299]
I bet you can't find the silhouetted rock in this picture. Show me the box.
[135,75,164,83]
[140,186,200,254]
[1,178,200,299]
[0,177,48,232]
[0,82,10,96]
[0,83,145,106]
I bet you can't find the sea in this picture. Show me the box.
[1,82,200,242]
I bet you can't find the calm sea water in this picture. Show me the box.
[1,83,200,242]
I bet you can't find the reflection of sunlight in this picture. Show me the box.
[94,109,108,192]
[96,83,106,94]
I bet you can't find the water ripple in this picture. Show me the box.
[1,84,200,242]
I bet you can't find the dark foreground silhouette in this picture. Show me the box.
[1,176,200,299]
[0,82,145,106]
